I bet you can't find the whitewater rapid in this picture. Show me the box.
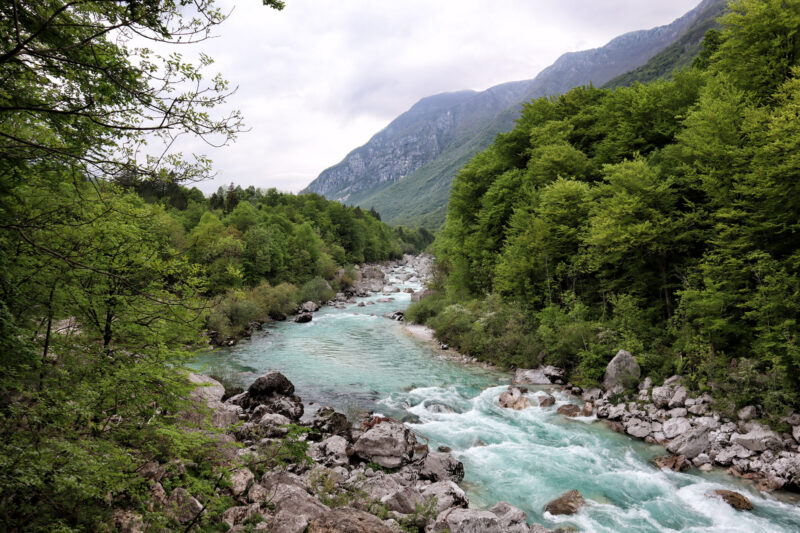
[193,271,800,532]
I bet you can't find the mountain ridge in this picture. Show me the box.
[304,0,725,228]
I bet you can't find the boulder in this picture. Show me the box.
[662,417,693,440]
[714,444,754,465]
[309,406,351,436]
[667,426,710,459]
[308,508,396,533]
[581,388,603,402]
[514,366,563,385]
[229,468,254,497]
[668,386,688,409]
[731,428,782,452]
[557,404,581,417]
[167,487,204,524]
[419,452,465,483]
[603,350,640,393]
[793,425,800,444]
[311,435,351,468]
[421,481,468,514]
[499,387,531,410]
[221,504,260,529]
[271,484,329,527]
[582,402,594,416]
[538,394,555,407]
[299,301,320,313]
[380,486,424,514]
[544,489,584,515]
[738,405,759,421]
[353,421,420,468]
[294,312,313,323]
[432,508,501,533]
[490,502,529,533]
[710,490,753,511]
[652,386,673,409]
[187,374,242,428]
[653,455,690,472]
[625,417,652,439]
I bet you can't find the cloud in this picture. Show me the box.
[172,0,702,194]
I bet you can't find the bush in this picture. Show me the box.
[404,292,446,325]
[298,276,335,304]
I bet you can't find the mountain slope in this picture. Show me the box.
[305,0,725,228]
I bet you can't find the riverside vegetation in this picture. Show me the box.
[0,0,432,530]
[407,0,800,422]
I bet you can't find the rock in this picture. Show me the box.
[427,402,456,414]
[530,526,555,533]
[294,312,313,323]
[668,386,688,408]
[380,486,424,514]
[308,508,396,532]
[258,413,292,437]
[731,428,782,452]
[187,374,243,428]
[271,484,329,528]
[499,387,531,410]
[652,386,672,408]
[432,508,501,533]
[714,444,754,465]
[167,487,204,524]
[312,435,351,468]
[667,426,710,459]
[653,455,690,472]
[222,504,260,528]
[582,402,594,416]
[420,452,465,483]
[514,366,563,385]
[310,406,351,436]
[353,421,420,468]
[581,388,603,402]
[421,481,468,514]
[112,510,145,533]
[538,394,555,407]
[438,445,452,453]
[603,350,640,393]
[625,417,652,439]
[299,301,320,313]
[544,489,584,515]
[738,405,759,421]
[557,404,581,417]
[662,417,693,440]
[490,502,530,533]
[666,407,688,418]
[710,490,754,511]
[793,425,800,444]
[230,468,254,497]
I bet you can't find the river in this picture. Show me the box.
[193,271,800,532]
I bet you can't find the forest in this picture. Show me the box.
[0,0,430,529]
[408,0,800,417]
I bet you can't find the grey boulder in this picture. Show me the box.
[603,350,640,393]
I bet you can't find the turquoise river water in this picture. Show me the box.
[193,273,800,532]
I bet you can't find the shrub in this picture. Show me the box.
[298,276,335,304]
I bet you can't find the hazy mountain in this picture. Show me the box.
[304,0,725,229]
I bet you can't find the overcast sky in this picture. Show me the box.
[185,0,702,194]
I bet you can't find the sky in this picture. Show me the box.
[181,0,702,195]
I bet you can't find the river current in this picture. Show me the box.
[193,273,800,532]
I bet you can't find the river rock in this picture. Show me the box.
[308,508,396,533]
[714,444,754,465]
[603,350,640,393]
[271,484,329,529]
[653,455,690,471]
[557,404,581,417]
[538,394,555,407]
[731,428,782,452]
[514,366,563,385]
[309,406,351,436]
[581,388,603,402]
[353,421,420,468]
[294,312,313,323]
[544,489,584,515]
[667,426,710,459]
[421,481,468,514]
[710,490,754,511]
[420,452,465,483]
[582,402,594,416]
[432,508,501,533]
[229,468,254,497]
[668,386,688,408]
[499,387,531,410]
[652,385,672,408]
[221,504,260,529]
[625,417,652,438]
[738,405,759,421]
[310,435,350,468]
[299,301,320,313]
[490,502,530,533]
[188,374,242,428]
[380,486,423,514]
[663,417,692,439]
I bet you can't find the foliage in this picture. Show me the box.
[428,1,800,412]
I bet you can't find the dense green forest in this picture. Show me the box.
[0,0,430,530]
[409,0,800,416]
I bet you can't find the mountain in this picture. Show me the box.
[304,0,726,229]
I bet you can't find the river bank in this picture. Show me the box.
[191,256,800,532]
